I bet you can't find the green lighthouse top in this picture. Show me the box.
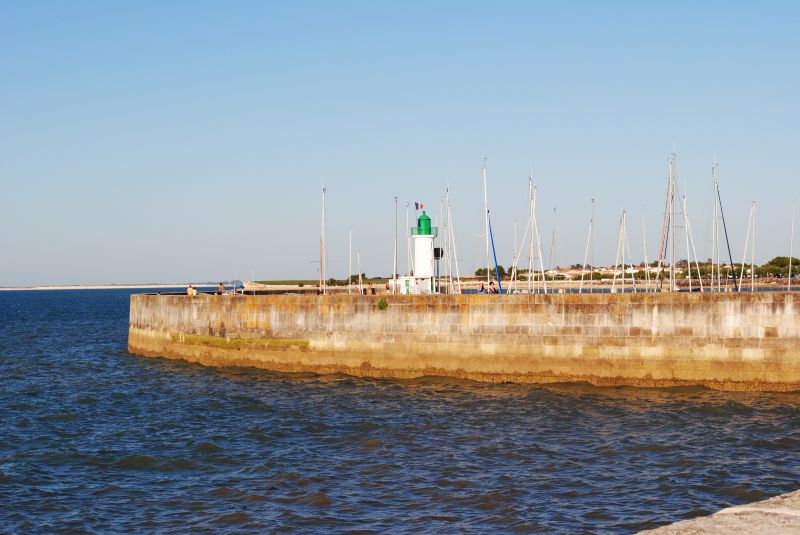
[417,211,432,235]
[410,210,438,237]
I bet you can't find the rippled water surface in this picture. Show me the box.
[1,289,798,533]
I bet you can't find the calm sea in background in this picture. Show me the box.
[1,289,798,533]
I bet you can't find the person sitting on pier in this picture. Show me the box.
[489,281,497,294]
[217,283,226,295]
[479,282,486,294]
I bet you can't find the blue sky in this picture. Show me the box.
[1,1,798,286]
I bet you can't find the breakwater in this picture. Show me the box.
[128,292,800,391]
[641,489,800,533]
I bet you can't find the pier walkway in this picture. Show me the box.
[641,489,800,534]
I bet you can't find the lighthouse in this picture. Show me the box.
[410,211,437,293]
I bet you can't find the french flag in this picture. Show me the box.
[415,202,424,210]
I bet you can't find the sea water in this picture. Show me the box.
[0,289,798,533]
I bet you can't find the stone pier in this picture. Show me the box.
[128,292,800,391]
[640,489,800,534]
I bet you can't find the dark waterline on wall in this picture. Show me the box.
[0,289,798,533]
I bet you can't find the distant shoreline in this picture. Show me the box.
[0,284,216,291]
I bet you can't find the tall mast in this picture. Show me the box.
[622,211,629,292]
[642,211,651,292]
[623,211,636,292]
[348,226,352,294]
[611,210,632,293]
[439,195,444,294]
[320,186,327,294]
[508,195,529,294]
[549,207,558,270]
[532,186,547,293]
[669,154,677,291]
[447,190,462,293]
[684,195,704,292]
[684,194,692,292]
[657,159,671,291]
[511,217,517,292]
[612,210,625,293]
[790,204,796,292]
[446,188,453,293]
[623,212,628,292]
[752,201,757,292]
[393,196,398,294]
[738,201,755,292]
[483,158,490,287]
[357,251,363,294]
[590,198,595,292]
[527,177,533,291]
[513,218,518,273]
[716,173,738,291]
[579,199,595,294]
[406,202,412,275]
[711,161,720,291]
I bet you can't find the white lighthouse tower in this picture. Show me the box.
[409,211,437,293]
[394,209,439,294]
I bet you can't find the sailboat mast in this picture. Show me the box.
[657,160,671,291]
[612,210,624,293]
[513,219,518,272]
[406,203,412,275]
[447,192,462,293]
[752,201,757,291]
[445,188,453,293]
[669,155,677,291]
[348,226,352,294]
[549,207,557,271]
[642,211,651,293]
[684,195,692,292]
[532,186,547,293]
[622,212,627,292]
[623,211,636,292]
[483,158,490,287]
[579,199,594,294]
[738,201,755,291]
[711,161,720,291]
[528,177,535,292]
[357,251,362,294]
[716,177,738,291]
[790,205,795,292]
[684,196,704,292]
[393,196,398,294]
[590,198,595,292]
[320,186,327,294]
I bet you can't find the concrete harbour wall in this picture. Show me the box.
[640,489,800,533]
[128,292,800,391]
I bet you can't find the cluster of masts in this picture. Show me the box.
[316,154,796,295]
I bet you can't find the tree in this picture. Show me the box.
[763,256,800,269]
[760,257,800,277]
[475,265,506,278]
[348,274,366,284]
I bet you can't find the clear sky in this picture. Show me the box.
[1,1,798,286]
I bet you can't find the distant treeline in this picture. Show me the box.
[255,274,390,288]
[474,257,800,281]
